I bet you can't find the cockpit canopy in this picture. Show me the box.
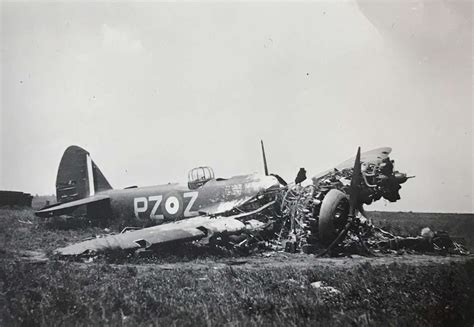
[188,166,215,189]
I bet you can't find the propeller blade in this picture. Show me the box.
[261,140,269,176]
[349,147,361,217]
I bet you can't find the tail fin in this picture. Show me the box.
[56,146,112,203]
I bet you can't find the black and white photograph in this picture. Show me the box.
[1,0,473,325]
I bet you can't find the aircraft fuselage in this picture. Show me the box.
[94,174,279,225]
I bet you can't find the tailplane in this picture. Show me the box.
[56,146,112,203]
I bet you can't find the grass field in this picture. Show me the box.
[1,207,473,326]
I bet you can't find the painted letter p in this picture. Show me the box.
[134,197,148,219]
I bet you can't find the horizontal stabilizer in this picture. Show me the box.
[35,195,110,217]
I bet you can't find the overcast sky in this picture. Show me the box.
[1,1,472,213]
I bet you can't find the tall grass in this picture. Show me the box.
[1,257,473,326]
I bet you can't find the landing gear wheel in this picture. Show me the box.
[318,189,350,246]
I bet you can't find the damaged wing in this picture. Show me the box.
[55,201,274,256]
[334,147,391,171]
[312,147,392,182]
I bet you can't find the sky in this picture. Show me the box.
[1,0,472,213]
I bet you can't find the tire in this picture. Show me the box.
[318,189,349,245]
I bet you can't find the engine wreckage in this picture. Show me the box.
[44,146,467,258]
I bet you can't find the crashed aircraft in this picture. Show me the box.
[36,143,414,257]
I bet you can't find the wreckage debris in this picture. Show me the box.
[295,168,307,185]
[367,227,470,255]
[45,146,467,260]
[311,281,341,295]
[272,184,468,257]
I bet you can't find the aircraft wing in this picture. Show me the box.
[312,147,392,181]
[54,201,274,256]
[35,194,110,217]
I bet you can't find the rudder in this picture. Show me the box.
[56,146,112,203]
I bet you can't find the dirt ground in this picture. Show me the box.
[127,252,474,272]
[1,207,474,326]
